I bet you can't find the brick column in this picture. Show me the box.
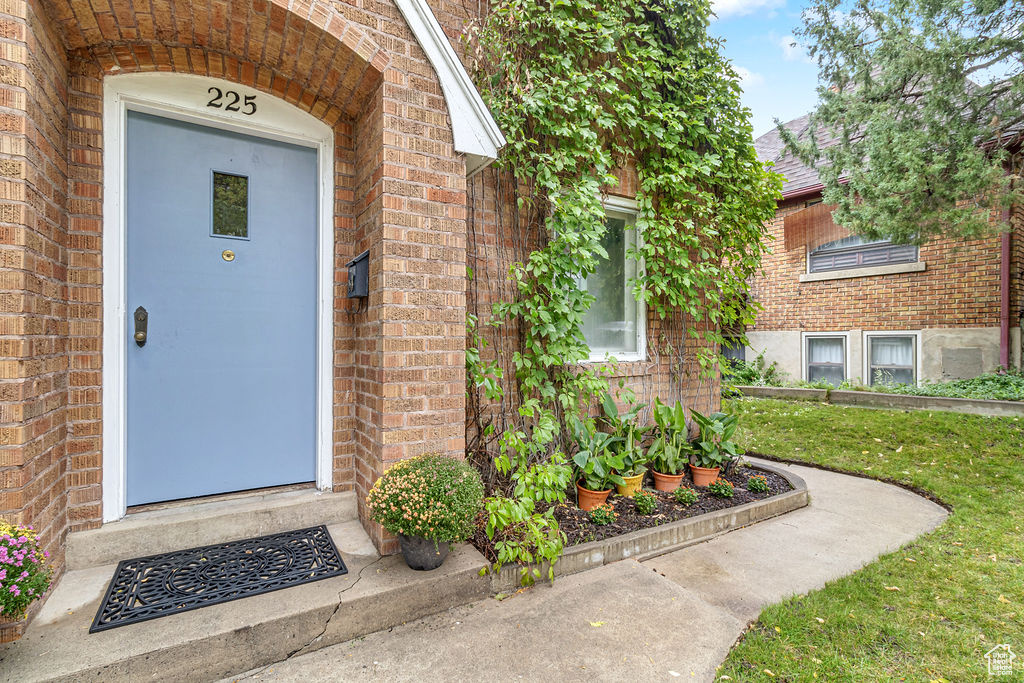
[353,67,468,553]
[0,0,71,603]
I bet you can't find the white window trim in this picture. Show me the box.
[862,331,922,388]
[801,332,850,383]
[101,73,335,522]
[584,195,646,364]
[393,0,505,176]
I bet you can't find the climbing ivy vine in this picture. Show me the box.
[463,0,781,583]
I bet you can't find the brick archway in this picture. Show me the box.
[39,0,399,542]
[3,0,471,590]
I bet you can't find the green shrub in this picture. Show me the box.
[673,486,698,506]
[707,478,735,498]
[878,369,1024,401]
[366,454,484,542]
[722,351,786,387]
[747,474,769,493]
[634,490,658,515]
[0,522,52,621]
[588,503,618,526]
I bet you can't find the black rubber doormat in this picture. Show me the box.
[90,525,347,632]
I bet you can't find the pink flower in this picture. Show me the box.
[8,585,20,596]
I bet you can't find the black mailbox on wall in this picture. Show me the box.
[346,250,369,298]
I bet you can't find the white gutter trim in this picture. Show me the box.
[394,0,506,176]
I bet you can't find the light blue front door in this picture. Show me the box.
[126,111,318,506]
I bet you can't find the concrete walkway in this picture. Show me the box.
[226,460,948,682]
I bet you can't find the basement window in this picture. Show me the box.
[805,335,846,386]
[866,334,917,386]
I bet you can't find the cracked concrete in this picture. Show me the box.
[224,459,949,683]
[1,524,489,683]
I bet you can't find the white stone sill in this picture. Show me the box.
[799,261,926,282]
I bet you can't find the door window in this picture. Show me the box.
[212,171,249,238]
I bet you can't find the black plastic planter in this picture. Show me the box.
[398,534,450,571]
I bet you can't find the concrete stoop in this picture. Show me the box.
[0,489,490,683]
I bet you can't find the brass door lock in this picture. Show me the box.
[134,306,148,347]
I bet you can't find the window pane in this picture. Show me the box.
[870,367,914,386]
[721,338,745,362]
[870,336,913,366]
[583,216,638,355]
[869,336,915,386]
[808,337,844,364]
[808,365,845,386]
[213,172,248,238]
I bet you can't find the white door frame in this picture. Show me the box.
[102,73,335,522]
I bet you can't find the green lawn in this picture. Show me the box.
[717,398,1024,682]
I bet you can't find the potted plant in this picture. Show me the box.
[365,453,484,571]
[648,398,692,491]
[599,392,650,497]
[690,409,744,487]
[0,522,52,639]
[568,416,625,510]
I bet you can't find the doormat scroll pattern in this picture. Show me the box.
[90,525,347,632]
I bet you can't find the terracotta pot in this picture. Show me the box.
[651,470,684,492]
[690,464,721,487]
[615,472,646,498]
[576,482,612,511]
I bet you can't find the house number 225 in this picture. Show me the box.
[206,87,257,115]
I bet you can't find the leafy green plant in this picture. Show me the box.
[482,403,572,586]
[0,522,51,621]
[722,351,786,388]
[648,398,692,475]
[707,478,735,498]
[588,503,618,526]
[673,486,698,506]
[464,0,780,585]
[482,496,565,586]
[690,409,744,469]
[634,490,658,515]
[600,388,650,476]
[366,454,484,542]
[568,416,625,492]
[747,474,769,493]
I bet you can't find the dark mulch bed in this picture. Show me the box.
[470,464,792,563]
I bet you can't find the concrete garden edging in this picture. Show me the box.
[735,385,1024,417]
[489,462,808,593]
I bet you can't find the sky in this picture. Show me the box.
[711,0,821,140]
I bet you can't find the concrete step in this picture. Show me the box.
[67,488,358,571]
[1,521,490,682]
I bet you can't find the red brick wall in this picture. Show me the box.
[0,0,723,585]
[0,0,70,577]
[751,195,1007,332]
[0,0,474,564]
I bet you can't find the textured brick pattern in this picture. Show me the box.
[0,0,479,574]
[751,195,1014,332]
[0,0,724,598]
[0,0,70,573]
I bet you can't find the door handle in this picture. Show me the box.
[134,306,148,346]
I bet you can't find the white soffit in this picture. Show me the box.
[394,0,506,176]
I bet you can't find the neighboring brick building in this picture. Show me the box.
[747,115,1024,386]
[0,0,716,630]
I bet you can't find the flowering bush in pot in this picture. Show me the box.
[365,454,484,571]
[1,522,52,626]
